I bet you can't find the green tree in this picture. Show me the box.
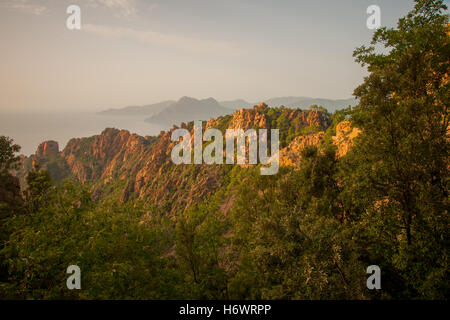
[229,153,365,299]
[342,0,449,298]
[0,136,23,291]
[25,165,53,213]
[1,182,179,299]
[276,112,290,147]
[175,199,230,299]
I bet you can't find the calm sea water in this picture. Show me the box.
[0,112,167,156]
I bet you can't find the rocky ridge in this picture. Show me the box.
[16,106,359,214]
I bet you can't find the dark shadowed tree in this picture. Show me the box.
[341,0,449,298]
[0,136,23,289]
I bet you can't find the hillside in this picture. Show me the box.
[17,104,346,215]
[145,97,234,126]
[98,96,357,119]
[220,97,358,111]
[264,96,357,112]
[2,1,448,301]
[219,99,253,110]
[98,100,175,117]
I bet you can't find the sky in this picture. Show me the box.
[0,0,438,113]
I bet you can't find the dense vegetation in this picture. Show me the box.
[0,0,448,299]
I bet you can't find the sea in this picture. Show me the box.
[0,112,167,156]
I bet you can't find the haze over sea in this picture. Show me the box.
[0,112,165,156]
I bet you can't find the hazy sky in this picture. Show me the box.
[0,0,436,112]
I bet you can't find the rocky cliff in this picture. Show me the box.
[16,106,357,215]
[35,141,59,158]
[279,132,326,166]
[332,120,361,157]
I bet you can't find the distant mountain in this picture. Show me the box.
[145,97,233,126]
[98,100,175,117]
[220,97,357,112]
[219,99,252,110]
[98,96,357,124]
[263,97,358,112]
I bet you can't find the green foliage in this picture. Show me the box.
[1,182,180,299]
[0,136,21,174]
[231,216,365,299]
[1,0,448,300]
[175,198,231,299]
[342,0,449,298]
[262,106,329,147]
[322,106,354,145]
[25,166,53,213]
[228,150,366,299]
[0,136,24,286]
[308,104,328,114]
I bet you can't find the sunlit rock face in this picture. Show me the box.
[35,141,59,158]
[332,120,361,158]
[13,107,337,214]
[279,132,325,166]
